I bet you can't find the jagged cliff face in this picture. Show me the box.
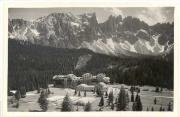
[8,12,174,56]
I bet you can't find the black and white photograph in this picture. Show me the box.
[7,7,174,112]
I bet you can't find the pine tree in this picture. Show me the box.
[159,105,163,111]
[15,101,19,108]
[99,96,104,107]
[160,87,163,92]
[76,105,79,111]
[96,88,102,97]
[115,98,118,104]
[108,91,114,105]
[116,86,127,111]
[154,98,157,104]
[15,90,21,101]
[155,87,159,92]
[84,102,92,111]
[105,91,108,98]
[131,92,134,102]
[132,102,137,111]
[136,95,143,111]
[138,88,140,93]
[20,86,26,98]
[47,88,51,95]
[126,92,129,104]
[44,89,49,98]
[84,90,87,97]
[167,102,172,111]
[61,94,74,111]
[37,83,40,93]
[135,93,139,102]
[132,95,142,111]
[147,107,149,111]
[130,86,134,94]
[151,107,154,111]
[111,103,114,110]
[74,89,77,96]
[38,90,48,112]
[78,91,81,97]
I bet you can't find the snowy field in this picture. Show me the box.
[8,84,173,112]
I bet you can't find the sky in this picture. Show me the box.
[9,7,174,26]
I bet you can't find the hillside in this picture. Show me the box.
[8,39,174,90]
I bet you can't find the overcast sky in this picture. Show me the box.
[9,7,174,25]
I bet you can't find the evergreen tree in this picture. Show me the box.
[99,96,104,107]
[20,86,26,98]
[135,93,139,102]
[108,91,114,105]
[37,85,41,94]
[84,102,92,111]
[154,98,157,104]
[136,95,143,111]
[130,86,134,94]
[115,98,118,104]
[61,94,74,111]
[84,90,87,97]
[44,89,49,97]
[78,91,81,97]
[76,105,79,111]
[126,92,129,104]
[74,89,77,96]
[105,91,108,98]
[159,105,163,111]
[111,103,114,110]
[96,88,102,97]
[47,88,51,95]
[147,107,149,111]
[155,87,159,92]
[167,102,172,111]
[132,102,137,111]
[137,88,140,93]
[116,86,127,111]
[15,101,19,108]
[131,92,134,102]
[160,87,163,92]
[38,90,48,112]
[132,95,142,111]
[15,90,21,101]
[151,107,154,111]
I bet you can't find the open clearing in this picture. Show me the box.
[8,84,173,112]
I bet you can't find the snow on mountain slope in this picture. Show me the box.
[81,35,166,56]
[8,12,173,57]
[75,54,92,70]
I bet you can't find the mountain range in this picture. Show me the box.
[8,12,174,57]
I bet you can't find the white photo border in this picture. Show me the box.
[3,0,180,117]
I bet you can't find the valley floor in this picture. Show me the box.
[8,84,173,112]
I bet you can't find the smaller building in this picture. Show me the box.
[82,73,93,84]
[52,74,82,88]
[76,84,95,92]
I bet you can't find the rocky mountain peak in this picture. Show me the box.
[8,12,174,57]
